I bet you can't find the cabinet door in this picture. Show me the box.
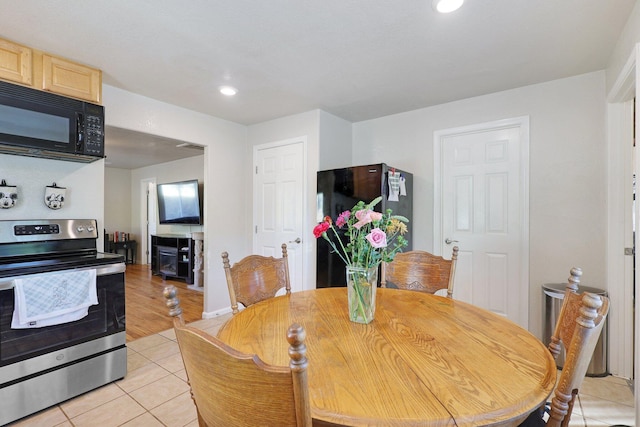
[0,38,32,85]
[176,238,194,284]
[151,236,159,273]
[42,54,101,103]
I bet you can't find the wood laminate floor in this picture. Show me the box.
[124,263,204,342]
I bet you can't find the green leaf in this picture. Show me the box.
[365,196,382,210]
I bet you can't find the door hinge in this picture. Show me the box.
[255,225,258,234]
[255,165,258,174]
[624,247,634,256]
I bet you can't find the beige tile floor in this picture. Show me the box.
[10,314,636,427]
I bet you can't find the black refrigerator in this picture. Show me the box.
[316,163,413,288]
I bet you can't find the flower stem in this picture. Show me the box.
[353,279,368,321]
[332,225,352,266]
[323,231,350,266]
[348,268,374,323]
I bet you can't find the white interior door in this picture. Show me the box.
[254,138,305,292]
[435,117,529,328]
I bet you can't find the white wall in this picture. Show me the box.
[318,110,353,170]
[0,154,106,247]
[247,110,320,291]
[105,159,206,262]
[102,84,247,317]
[246,109,353,291]
[2,76,606,331]
[130,155,204,237]
[352,71,607,339]
[606,1,640,96]
[104,167,132,240]
[606,0,640,404]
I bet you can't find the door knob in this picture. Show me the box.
[445,238,459,245]
[289,237,302,244]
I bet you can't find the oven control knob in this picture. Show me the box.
[56,354,64,361]
[87,225,95,232]
[76,226,85,232]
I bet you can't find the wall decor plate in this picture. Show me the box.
[0,179,18,209]
[45,183,66,210]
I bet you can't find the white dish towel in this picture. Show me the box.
[11,269,98,329]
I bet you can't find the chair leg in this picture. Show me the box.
[547,388,572,427]
[560,389,578,427]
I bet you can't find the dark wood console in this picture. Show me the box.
[107,240,137,264]
[151,234,194,284]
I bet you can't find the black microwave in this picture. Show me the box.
[0,80,104,163]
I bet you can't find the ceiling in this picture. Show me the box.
[0,0,635,168]
[103,126,204,169]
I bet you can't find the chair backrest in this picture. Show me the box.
[163,285,312,427]
[380,246,459,297]
[221,243,290,314]
[548,267,603,361]
[546,290,609,427]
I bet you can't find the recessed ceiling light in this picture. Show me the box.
[219,85,237,96]
[433,0,464,13]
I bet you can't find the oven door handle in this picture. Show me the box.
[0,262,126,290]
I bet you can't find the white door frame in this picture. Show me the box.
[252,136,309,290]
[433,116,530,327]
[606,44,637,383]
[139,178,156,265]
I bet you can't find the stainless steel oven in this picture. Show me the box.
[0,219,126,425]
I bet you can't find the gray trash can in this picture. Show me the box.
[542,283,608,377]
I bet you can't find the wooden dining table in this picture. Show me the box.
[216,287,557,427]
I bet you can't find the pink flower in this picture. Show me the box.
[336,211,350,228]
[370,211,383,221]
[313,222,330,238]
[366,228,387,248]
[354,209,383,229]
[354,210,372,229]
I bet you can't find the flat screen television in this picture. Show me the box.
[157,179,202,225]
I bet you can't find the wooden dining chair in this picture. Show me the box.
[221,243,290,314]
[547,267,601,361]
[380,246,459,297]
[520,271,610,427]
[163,285,312,427]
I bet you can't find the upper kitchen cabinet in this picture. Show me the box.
[0,36,102,104]
[0,38,32,85]
[41,54,102,104]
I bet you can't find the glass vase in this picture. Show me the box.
[346,265,378,324]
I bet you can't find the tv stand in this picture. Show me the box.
[151,235,195,284]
